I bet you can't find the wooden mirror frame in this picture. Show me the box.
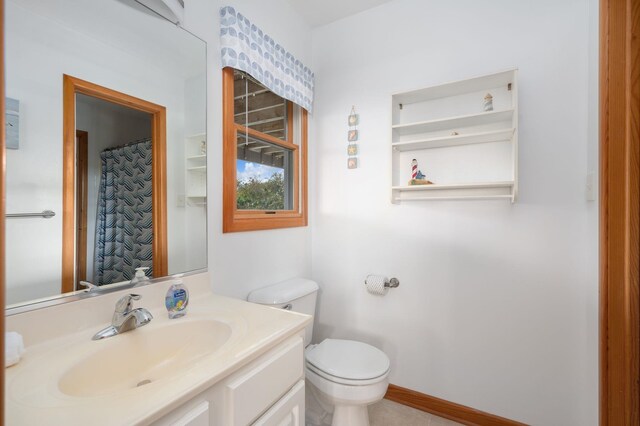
[61,75,168,293]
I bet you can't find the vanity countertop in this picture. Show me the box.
[5,273,311,425]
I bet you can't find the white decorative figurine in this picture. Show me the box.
[483,93,494,111]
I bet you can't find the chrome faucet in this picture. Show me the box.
[92,294,153,340]
[79,280,100,292]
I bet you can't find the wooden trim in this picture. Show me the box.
[300,108,308,227]
[75,130,88,287]
[599,0,640,424]
[385,384,527,426]
[61,75,75,293]
[235,123,298,151]
[62,75,167,291]
[222,67,308,233]
[1,0,6,422]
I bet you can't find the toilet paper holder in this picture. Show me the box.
[385,277,400,288]
[364,276,400,288]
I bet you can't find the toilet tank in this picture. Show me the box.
[247,278,319,346]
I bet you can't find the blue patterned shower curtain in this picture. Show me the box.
[94,139,153,285]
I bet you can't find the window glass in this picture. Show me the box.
[233,70,288,141]
[236,131,293,210]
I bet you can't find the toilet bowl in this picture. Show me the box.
[247,278,390,426]
[305,339,390,426]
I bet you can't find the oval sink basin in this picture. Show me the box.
[58,319,231,397]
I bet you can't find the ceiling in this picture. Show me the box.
[285,0,396,28]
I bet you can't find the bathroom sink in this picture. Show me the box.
[58,319,231,397]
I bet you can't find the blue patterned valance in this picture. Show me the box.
[220,6,314,112]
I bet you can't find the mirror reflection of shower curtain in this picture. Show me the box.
[94,139,153,285]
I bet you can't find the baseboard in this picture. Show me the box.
[384,384,528,426]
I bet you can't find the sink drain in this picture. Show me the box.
[136,379,152,387]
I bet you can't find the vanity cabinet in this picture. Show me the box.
[153,336,305,426]
[391,69,518,202]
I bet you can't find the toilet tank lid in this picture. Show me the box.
[247,278,319,305]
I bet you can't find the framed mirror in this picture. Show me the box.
[5,0,207,309]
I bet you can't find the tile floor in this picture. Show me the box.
[368,399,463,426]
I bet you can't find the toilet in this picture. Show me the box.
[247,278,390,426]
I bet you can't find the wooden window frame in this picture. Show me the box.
[222,67,308,232]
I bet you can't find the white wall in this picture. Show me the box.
[76,97,152,281]
[183,0,313,300]
[309,0,597,425]
[5,0,204,304]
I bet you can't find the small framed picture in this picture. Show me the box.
[347,144,358,156]
[348,157,358,169]
[348,113,359,126]
[348,129,358,142]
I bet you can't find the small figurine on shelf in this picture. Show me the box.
[483,93,494,111]
[409,159,433,185]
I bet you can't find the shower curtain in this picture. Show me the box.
[94,139,153,285]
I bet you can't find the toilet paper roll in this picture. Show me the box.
[365,274,388,296]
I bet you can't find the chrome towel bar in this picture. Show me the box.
[7,210,56,219]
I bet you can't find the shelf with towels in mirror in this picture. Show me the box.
[186,133,207,206]
[391,68,518,203]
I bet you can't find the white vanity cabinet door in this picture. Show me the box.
[168,401,210,426]
[251,380,305,426]
[152,400,210,426]
[225,337,303,425]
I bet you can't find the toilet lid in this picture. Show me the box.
[305,339,390,380]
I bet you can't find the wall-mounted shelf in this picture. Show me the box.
[187,166,206,172]
[392,181,514,202]
[392,128,515,151]
[185,133,206,207]
[391,68,518,203]
[392,109,514,136]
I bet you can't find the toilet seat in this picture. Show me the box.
[305,339,390,386]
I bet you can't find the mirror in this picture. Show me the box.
[5,0,207,307]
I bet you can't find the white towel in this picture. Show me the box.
[5,331,25,367]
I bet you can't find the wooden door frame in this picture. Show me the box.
[1,0,6,422]
[61,75,168,293]
[75,130,88,288]
[599,0,640,424]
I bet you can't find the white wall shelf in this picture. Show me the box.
[392,181,514,202]
[392,109,514,136]
[392,128,515,151]
[391,68,518,203]
[185,133,207,206]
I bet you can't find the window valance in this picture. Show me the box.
[220,6,314,112]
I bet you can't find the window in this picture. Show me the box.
[223,68,308,232]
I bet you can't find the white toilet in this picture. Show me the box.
[248,278,390,426]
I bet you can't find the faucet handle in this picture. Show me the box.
[79,281,98,292]
[115,294,141,313]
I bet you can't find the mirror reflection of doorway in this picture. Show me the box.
[74,95,154,290]
[63,75,168,293]
[75,130,88,287]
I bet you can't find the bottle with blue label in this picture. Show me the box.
[165,278,189,319]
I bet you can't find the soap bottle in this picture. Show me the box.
[130,267,150,286]
[165,278,189,319]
